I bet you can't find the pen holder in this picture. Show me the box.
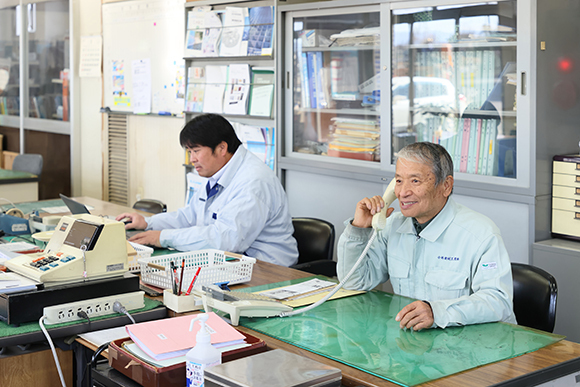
[163,289,203,313]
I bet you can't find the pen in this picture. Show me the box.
[170,261,178,295]
[185,266,202,296]
[178,258,185,296]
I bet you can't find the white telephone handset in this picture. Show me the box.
[371,178,397,230]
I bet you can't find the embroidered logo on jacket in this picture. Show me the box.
[481,262,498,269]
[437,256,459,261]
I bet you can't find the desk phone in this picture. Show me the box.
[6,214,129,284]
[196,285,293,326]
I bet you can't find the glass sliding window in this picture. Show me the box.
[0,5,20,117]
[28,0,69,121]
[392,1,517,178]
[292,11,381,163]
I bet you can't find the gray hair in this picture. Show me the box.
[396,142,454,187]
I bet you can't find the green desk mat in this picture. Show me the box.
[0,298,163,338]
[238,277,565,387]
[0,199,64,214]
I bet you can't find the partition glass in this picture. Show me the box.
[0,5,19,117]
[391,1,517,178]
[291,11,381,163]
[27,0,69,121]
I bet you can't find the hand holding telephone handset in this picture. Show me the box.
[371,178,397,230]
[280,178,397,318]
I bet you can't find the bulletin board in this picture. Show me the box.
[102,0,186,115]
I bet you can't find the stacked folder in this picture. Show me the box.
[327,117,380,161]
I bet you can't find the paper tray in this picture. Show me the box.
[108,330,266,387]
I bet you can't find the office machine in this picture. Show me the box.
[6,214,129,284]
[552,154,580,241]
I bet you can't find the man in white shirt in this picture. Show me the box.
[117,114,298,267]
[337,142,516,330]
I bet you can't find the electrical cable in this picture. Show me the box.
[39,315,67,387]
[113,301,136,324]
[279,229,378,317]
[77,310,91,329]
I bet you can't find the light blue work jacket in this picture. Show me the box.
[337,198,517,328]
[145,146,298,267]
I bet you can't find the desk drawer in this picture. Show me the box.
[553,173,580,188]
[553,185,580,200]
[553,197,580,212]
[552,209,580,238]
[554,158,580,175]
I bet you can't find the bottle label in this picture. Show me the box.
[186,360,220,387]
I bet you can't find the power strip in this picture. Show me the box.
[43,291,145,325]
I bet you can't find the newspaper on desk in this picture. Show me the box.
[257,278,365,307]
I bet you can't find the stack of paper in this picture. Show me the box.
[125,312,245,361]
[0,271,40,294]
[256,278,365,308]
[327,117,380,161]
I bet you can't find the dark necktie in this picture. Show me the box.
[206,181,219,200]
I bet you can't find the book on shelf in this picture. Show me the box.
[219,7,247,57]
[330,51,359,101]
[299,50,310,108]
[203,65,227,114]
[223,64,250,115]
[125,312,245,361]
[201,11,223,57]
[185,6,212,57]
[247,6,274,56]
[248,67,274,117]
[185,66,205,113]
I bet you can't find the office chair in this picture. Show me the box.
[12,154,43,177]
[511,263,558,333]
[290,217,337,277]
[132,199,167,214]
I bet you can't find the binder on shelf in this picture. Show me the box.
[223,64,250,115]
[248,67,274,117]
[203,65,227,114]
[201,11,223,57]
[219,7,247,57]
[185,6,212,57]
[185,66,205,113]
[247,6,274,56]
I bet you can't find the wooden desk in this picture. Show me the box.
[67,197,580,387]
[233,261,580,387]
[0,168,39,204]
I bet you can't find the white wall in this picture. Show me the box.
[76,0,103,199]
[75,0,185,211]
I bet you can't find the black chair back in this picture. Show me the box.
[133,199,167,214]
[290,217,336,277]
[511,263,557,333]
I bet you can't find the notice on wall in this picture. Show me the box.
[79,35,102,78]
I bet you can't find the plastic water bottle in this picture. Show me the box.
[186,314,222,387]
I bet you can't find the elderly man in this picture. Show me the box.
[337,142,516,330]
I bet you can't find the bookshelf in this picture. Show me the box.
[278,0,580,265]
[183,0,277,181]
